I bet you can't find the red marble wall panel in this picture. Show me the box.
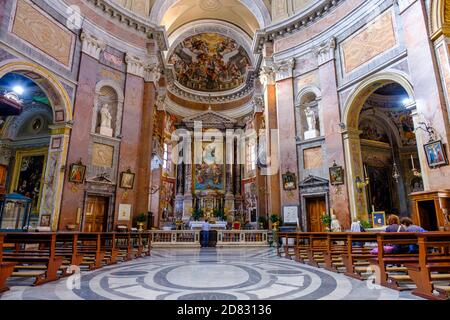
[59,53,98,229]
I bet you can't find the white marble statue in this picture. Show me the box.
[305,106,317,131]
[100,103,112,128]
[330,214,342,232]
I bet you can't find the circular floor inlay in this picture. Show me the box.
[166,264,249,288]
[267,270,303,275]
[178,293,237,300]
[111,271,148,276]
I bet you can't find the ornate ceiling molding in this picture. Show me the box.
[83,0,169,51]
[253,0,345,54]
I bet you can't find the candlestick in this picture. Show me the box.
[364,164,368,179]
[411,155,415,170]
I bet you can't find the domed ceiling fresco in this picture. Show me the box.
[168,33,251,92]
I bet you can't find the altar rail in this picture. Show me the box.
[149,230,201,247]
[148,230,269,247]
[216,230,269,247]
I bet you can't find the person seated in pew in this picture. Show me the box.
[400,217,426,233]
[400,217,427,254]
[385,215,409,254]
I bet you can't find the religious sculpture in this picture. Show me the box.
[330,214,342,232]
[99,103,113,137]
[304,105,319,140]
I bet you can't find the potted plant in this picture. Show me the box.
[258,216,268,229]
[135,213,147,232]
[360,220,372,231]
[320,214,332,231]
[270,214,280,230]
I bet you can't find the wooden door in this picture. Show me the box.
[306,197,326,232]
[84,196,109,232]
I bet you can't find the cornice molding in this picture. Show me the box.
[253,0,345,54]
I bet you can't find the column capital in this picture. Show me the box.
[80,31,106,60]
[314,37,336,66]
[253,95,265,113]
[274,58,296,82]
[125,53,146,78]
[144,64,162,84]
[156,89,167,111]
[259,63,276,88]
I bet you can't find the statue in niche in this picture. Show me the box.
[305,105,317,132]
[304,105,319,140]
[99,103,113,137]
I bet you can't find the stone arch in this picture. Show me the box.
[0,60,72,122]
[343,71,415,130]
[92,80,124,137]
[429,0,450,38]
[0,60,73,231]
[342,71,417,221]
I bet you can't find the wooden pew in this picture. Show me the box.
[277,232,297,259]
[115,233,134,261]
[305,233,328,267]
[369,233,421,290]
[77,233,106,270]
[294,233,312,264]
[55,233,84,277]
[100,233,119,265]
[2,233,63,286]
[0,233,15,292]
[323,233,349,272]
[404,232,450,300]
[342,233,378,280]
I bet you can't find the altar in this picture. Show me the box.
[189,221,227,230]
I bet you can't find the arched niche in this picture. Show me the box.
[295,85,323,140]
[92,80,124,138]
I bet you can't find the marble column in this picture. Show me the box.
[315,37,351,229]
[233,138,242,213]
[175,162,185,218]
[225,137,235,214]
[114,53,146,229]
[59,32,104,230]
[259,50,281,217]
[183,134,193,220]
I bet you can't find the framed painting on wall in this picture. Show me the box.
[282,171,297,190]
[424,140,448,168]
[68,161,86,184]
[372,211,386,228]
[329,163,344,185]
[120,170,135,189]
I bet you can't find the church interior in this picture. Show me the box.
[1,0,450,302]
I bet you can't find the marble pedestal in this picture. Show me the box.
[304,130,319,140]
[100,126,113,137]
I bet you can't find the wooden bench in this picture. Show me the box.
[404,232,450,300]
[0,234,15,292]
[115,233,134,261]
[323,233,349,272]
[342,233,378,280]
[2,233,64,286]
[76,233,106,270]
[277,232,297,259]
[305,233,328,268]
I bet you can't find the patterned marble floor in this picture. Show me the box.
[0,248,422,300]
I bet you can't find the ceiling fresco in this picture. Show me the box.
[168,33,251,93]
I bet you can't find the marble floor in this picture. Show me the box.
[0,248,422,300]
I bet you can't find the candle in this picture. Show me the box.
[364,164,368,178]
[372,205,375,213]
[411,155,415,170]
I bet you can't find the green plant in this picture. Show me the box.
[213,209,225,220]
[360,220,372,230]
[258,216,268,229]
[192,208,203,221]
[320,214,332,226]
[270,214,280,224]
[135,213,147,223]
